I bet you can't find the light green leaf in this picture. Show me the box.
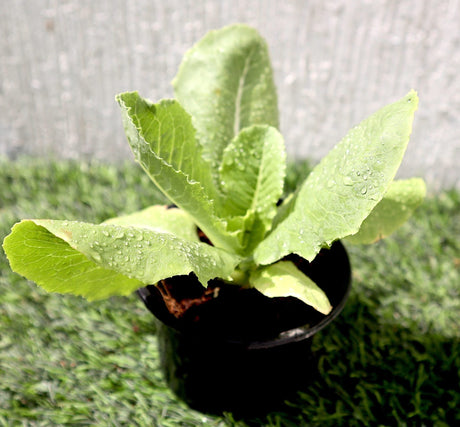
[116,92,239,253]
[3,220,241,300]
[345,178,426,244]
[250,261,332,315]
[220,125,285,217]
[219,125,286,250]
[172,24,279,184]
[103,205,199,242]
[223,209,266,256]
[3,221,142,301]
[255,90,419,264]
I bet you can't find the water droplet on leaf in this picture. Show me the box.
[343,176,353,186]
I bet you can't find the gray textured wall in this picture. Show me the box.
[1,0,459,190]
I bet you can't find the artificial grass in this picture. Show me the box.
[0,158,458,426]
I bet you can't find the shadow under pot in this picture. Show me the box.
[137,240,351,415]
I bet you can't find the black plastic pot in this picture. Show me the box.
[138,241,351,414]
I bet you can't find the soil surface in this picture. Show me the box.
[140,242,350,342]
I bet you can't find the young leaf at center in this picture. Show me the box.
[219,125,286,251]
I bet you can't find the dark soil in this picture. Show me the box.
[140,241,350,343]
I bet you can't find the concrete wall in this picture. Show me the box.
[1,0,459,190]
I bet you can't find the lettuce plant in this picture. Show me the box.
[3,25,426,315]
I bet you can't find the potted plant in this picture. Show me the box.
[3,24,425,414]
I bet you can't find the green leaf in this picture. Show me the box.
[254,90,419,264]
[103,205,199,242]
[116,92,239,253]
[250,261,332,315]
[345,178,426,244]
[220,125,285,216]
[219,125,286,250]
[3,220,241,300]
[172,24,279,184]
[3,221,142,301]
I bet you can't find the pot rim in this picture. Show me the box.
[245,273,351,350]
[137,240,351,351]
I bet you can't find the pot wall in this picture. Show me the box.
[138,241,351,414]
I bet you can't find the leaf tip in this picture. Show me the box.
[405,89,419,110]
[318,302,333,316]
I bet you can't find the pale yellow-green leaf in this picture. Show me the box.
[250,261,332,315]
[103,205,199,242]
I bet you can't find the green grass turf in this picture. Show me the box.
[0,158,459,426]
